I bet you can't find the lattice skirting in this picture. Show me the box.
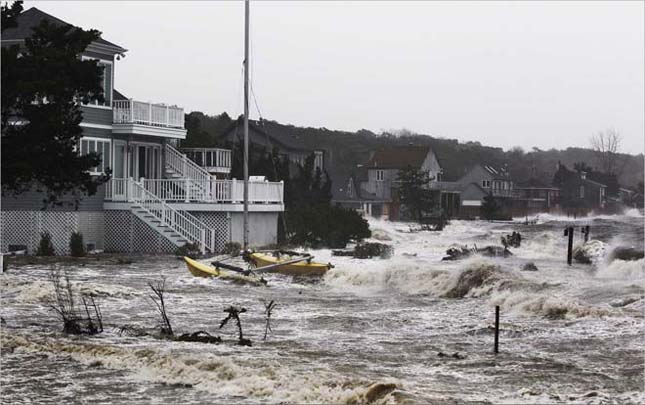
[104,210,177,254]
[1,211,104,255]
[188,211,231,252]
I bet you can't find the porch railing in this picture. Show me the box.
[106,178,284,205]
[141,178,283,204]
[113,99,184,129]
[105,178,215,253]
[181,147,232,173]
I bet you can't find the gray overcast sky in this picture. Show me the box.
[29,1,644,153]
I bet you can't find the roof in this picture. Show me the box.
[2,8,126,53]
[113,89,128,101]
[584,178,607,188]
[223,118,312,152]
[365,145,432,169]
[479,163,510,179]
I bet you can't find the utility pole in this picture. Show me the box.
[243,0,250,251]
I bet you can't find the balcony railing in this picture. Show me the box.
[181,148,232,173]
[105,178,284,205]
[113,99,184,129]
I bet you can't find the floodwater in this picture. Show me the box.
[1,210,644,404]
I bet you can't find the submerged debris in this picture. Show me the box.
[522,262,539,271]
[332,242,394,259]
[220,306,251,346]
[609,247,644,262]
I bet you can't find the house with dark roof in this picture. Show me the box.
[457,164,514,217]
[218,118,326,175]
[1,8,284,255]
[512,177,561,214]
[355,145,452,219]
[553,163,606,212]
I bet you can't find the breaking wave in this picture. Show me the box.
[1,275,142,303]
[3,333,400,404]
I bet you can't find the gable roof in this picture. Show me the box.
[365,145,433,169]
[222,118,313,152]
[2,7,126,53]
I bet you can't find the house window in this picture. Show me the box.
[579,185,585,199]
[80,137,111,174]
[376,170,384,181]
[482,180,491,188]
[81,57,112,108]
[314,150,324,171]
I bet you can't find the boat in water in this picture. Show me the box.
[184,256,266,286]
[245,251,332,277]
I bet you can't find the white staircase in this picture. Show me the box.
[164,144,213,198]
[129,180,215,253]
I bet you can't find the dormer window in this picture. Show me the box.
[376,170,384,181]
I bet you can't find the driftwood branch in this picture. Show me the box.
[220,306,251,346]
[263,300,277,341]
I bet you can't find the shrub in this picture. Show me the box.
[69,232,85,257]
[286,204,371,248]
[36,232,55,256]
[175,242,201,258]
[222,242,241,256]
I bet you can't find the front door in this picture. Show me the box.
[128,143,161,180]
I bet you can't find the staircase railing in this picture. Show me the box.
[165,143,212,182]
[128,179,215,253]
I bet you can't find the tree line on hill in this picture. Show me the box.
[182,111,644,195]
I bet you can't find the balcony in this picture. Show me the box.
[105,178,284,211]
[113,99,186,139]
[182,148,232,175]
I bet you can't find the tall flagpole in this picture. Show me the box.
[243,0,250,251]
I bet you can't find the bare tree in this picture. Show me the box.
[47,267,103,335]
[590,129,622,174]
[148,277,174,337]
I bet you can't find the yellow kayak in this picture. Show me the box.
[184,257,266,286]
[248,252,331,276]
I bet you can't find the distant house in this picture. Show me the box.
[457,164,514,217]
[358,145,444,220]
[512,178,561,215]
[219,119,326,175]
[553,163,606,212]
[1,8,284,255]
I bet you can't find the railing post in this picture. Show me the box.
[280,180,284,203]
[209,176,214,202]
[185,178,190,203]
[165,105,169,127]
[200,228,206,254]
[182,155,187,177]
[129,98,134,123]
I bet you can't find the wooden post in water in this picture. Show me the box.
[564,226,574,266]
[494,305,500,354]
[581,225,590,242]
